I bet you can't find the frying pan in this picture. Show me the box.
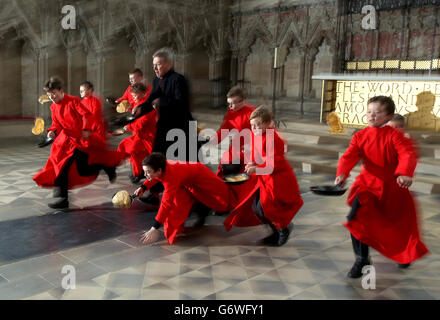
[223,173,250,185]
[309,183,347,196]
[108,114,136,134]
[111,192,160,210]
[221,163,243,175]
[109,128,125,136]
[106,97,118,106]
[37,136,55,148]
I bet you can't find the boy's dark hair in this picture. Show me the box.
[129,68,143,77]
[130,82,147,94]
[390,114,406,129]
[391,114,405,122]
[43,77,64,92]
[80,81,94,91]
[368,96,395,115]
[143,153,166,172]
[250,106,273,124]
[227,86,246,100]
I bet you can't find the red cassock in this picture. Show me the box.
[81,95,106,144]
[116,83,152,110]
[142,161,237,244]
[117,95,157,177]
[214,105,256,175]
[337,125,429,264]
[224,129,303,231]
[33,94,124,190]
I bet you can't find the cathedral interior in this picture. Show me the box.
[0,0,439,301]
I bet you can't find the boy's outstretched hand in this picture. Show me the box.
[131,105,141,116]
[134,187,144,197]
[140,227,161,244]
[334,174,347,187]
[397,175,412,188]
[244,164,257,175]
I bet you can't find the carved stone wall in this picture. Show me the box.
[346,1,440,72]
[0,0,231,119]
[0,32,23,117]
[230,1,341,117]
[1,0,440,121]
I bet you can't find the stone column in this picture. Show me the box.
[236,55,247,85]
[0,39,23,117]
[87,48,106,97]
[329,42,339,73]
[66,48,73,94]
[135,47,155,84]
[36,46,50,124]
[209,52,229,108]
[230,53,238,85]
[67,46,87,94]
[297,46,307,116]
[174,51,191,77]
[304,48,318,98]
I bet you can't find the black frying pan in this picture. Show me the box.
[37,137,55,148]
[109,114,136,127]
[221,163,243,175]
[106,97,118,106]
[310,184,347,196]
[223,173,250,185]
[108,114,136,134]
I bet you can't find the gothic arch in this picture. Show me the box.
[239,15,274,60]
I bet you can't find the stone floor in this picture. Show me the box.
[0,135,439,300]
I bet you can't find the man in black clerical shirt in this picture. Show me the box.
[132,48,195,161]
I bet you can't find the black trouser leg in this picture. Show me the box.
[54,155,76,199]
[254,191,290,246]
[347,194,362,221]
[152,126,168,156]
[254,192,277,233]
[348,195,369,260]
[191,201,210,227]
[192,201,211,217]
[74,149,105,176]
[351,233,370,260]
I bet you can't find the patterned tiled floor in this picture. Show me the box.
[0,135,439,300]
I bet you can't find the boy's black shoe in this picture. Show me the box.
[397,263,411,269]
[192,214,206,228]
[262,232,279,245]
[48,198,69,209]
[347,257,371,278]
[276,228,290,246]
[105,167,117,183]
